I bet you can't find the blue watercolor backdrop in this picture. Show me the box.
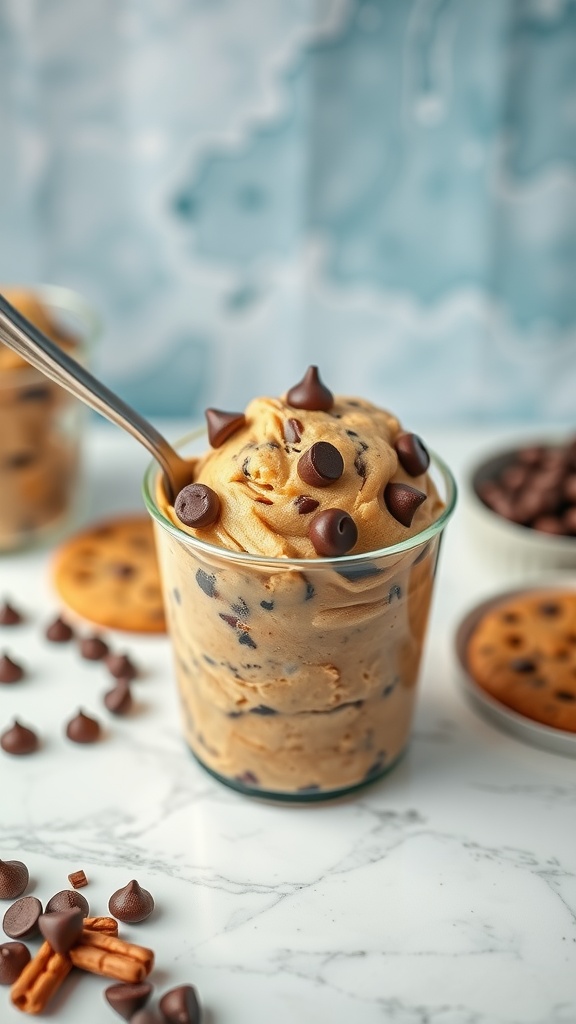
[0,0,575,424]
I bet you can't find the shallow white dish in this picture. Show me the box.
[455,589,576,758]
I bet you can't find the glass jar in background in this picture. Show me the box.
[143,433,456,801]
[0,284,99,551]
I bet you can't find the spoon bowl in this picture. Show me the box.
[0,293,191,503]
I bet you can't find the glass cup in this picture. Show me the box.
[144,434,456,801]
[0,284,99,552]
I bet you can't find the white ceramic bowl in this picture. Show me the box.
[465,440,576,576]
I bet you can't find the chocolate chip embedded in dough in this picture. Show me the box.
[45,616,74,643]
[195,570,217,598]
[205,408,246,448]
[394,432,430,477]
[0,602,23,626]
[0,860,29,900]
[284,418,303,443]
[286,366,334,412]
[2,897,43,940]
[38,908,84,954]
[308,508,358,557]
[384,483,427,528]
[0,654,24,684]
[159,984,202,1024]
[65,710,101,744]
[175,483,220,528]
[509,658,536,673]
[0,941,30,985]
[294,495,320,515]
[0,721,38,755]
[298,443,344,488]
[108,879,154,923]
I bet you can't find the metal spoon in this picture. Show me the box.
[0,292,192,503]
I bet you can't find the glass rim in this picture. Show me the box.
[0,283,100,389]
[142,428,457,569]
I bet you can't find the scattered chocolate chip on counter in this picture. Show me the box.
[46,889,89,916]
[79,634,110,661]
[0,720,38,755]
[104,680,133,715]
[0,654,24,684]
[2,896,43,940]
[159,983,202,1024]
[104,980,154,1020]
[0,860,29,900]
[38,908,84,954]
[108,880,154,924]
[45,615,75,643]
[0,941,30,985]
[0,601,23,626]
[106,653,138,681]
[130,1011,162,1024]
[65,710,101,744]
[67,869,88,890]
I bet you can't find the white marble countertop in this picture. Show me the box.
[1,422,575,1024]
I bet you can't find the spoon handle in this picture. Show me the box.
[0,293,185,501]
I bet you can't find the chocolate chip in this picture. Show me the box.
[38,908,83,954]
[68,870,88,890]
[5,451,36,470]
[500,465,528,492]
[175,483,220,528]
[18,385,50,402]
[109,563,136,579]
[0,602,22,626]
[309,508,358,556]
[106,653,137,681]
[539,603,561,616]
[131,1013,162,1024]
[232,597,249,617]
[260,600,274,610]
[238,631,257,649]
[0,941,30,985]
[286,365,334,411]
[304,578,315,600]
[65,710,101,744]
[80,635,109,661]
[105,981,154,1020]
[45,889,89,916]
[336,563,380,582]
[104,680,133,715]
[293,495,319,518]
[45,616,74,643]
[205,408,246,448]
[517,446,545,467]
[1,721,38,755]
[108,880,154,923]
[555,690,576,702]
[0,654,24,684]
[563,475,576,503]
[510,658,536,673]
[388,585,402,602]
[235,770,259,785]
[195,569,217,598]
[384,483,427,527]
[394,433,430,477]
[563,507,576,534]
[284,418,303,443]
[0,860,29,900]
[2,896,43,940]
[219,613,239,629]
[250,704,276,715]
[298,442,344,488]
[353,454,367,484]
[159,984,202,1024]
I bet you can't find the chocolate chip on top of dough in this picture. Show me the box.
[394,432,430,477]
[384,483,427,528]
[308,508,358,557]
[286,366,334,412]
[297,442,344,488]
[174,483,220,528]
[205,408,246,448]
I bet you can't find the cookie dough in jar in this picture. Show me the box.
[0,286,98,551]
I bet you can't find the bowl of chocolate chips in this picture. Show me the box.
[466,436,576,574]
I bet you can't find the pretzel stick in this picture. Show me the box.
[10,942,72,1015]
[69,929,154,982]
[84,915,118,935]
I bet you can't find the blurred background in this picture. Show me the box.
[1,0,575,425]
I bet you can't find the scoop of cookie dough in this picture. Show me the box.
[162,373,444,558]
